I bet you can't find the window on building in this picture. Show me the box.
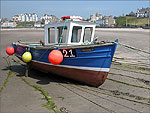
[71,26,82,43]
[48,27,55,43]
[83,27,93,42]
[57,26,67,43]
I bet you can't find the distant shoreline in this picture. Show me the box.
[1,28,44,31]
[96,28,150,32]
[1,27,149,32]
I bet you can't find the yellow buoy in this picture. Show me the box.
[22,52,32,63]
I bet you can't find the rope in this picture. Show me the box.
[118,42,150,54]
[104,40,150,59]
[59,19,68,44]
[118,43,150,59]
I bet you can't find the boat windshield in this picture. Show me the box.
[57,26,67,43]
[48,27,55,43]
[83,27,93,42]
[71,26,82,43]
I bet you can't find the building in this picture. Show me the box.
[1,21,16,28]
[12,15,20,22]
[32,13,38,22]
[40,14,59,25]
[128,11,136,17]
[12,13,38,22]
[136,8,150,18]
[90,12,102,23]
[103,15,115,27]
[90,13,115,27]
[95,20,104,27]
[34,21,43,27]
[0,18,9,23]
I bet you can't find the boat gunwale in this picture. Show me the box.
[13,42,116,50]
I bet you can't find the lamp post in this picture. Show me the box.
[126,16,127,27]
[148,18,149,26]
[147,10,150,26]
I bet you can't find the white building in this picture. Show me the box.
[90,13,115,27]
[32,13,38,21]
[12,13,38,22]
[40,14,59,25]
[12,15,20,22]
[34,21,43,27]
[90,13,102,23]
[21,14,26,22]
[1,21,16,28]
[25,14,29,22]
[136,8,150,18]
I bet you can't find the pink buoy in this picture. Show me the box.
[6,46,15,55]
[48,50,63,65]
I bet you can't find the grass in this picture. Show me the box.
[0,71,12,92]
[1,56,63,113]
[21,77,62,113]
[112,61,150,72]
[107,78,150,90]
[115,16,150,27]
[16,21,35,27]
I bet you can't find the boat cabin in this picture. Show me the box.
[44,20,96,46]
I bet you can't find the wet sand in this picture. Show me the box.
[0,28,150,113]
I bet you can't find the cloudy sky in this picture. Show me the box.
[1,0,149,19]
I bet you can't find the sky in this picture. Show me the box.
[1,1,150,19]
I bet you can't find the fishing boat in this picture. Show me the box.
[7,16,118,87]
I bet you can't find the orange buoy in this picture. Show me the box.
[6,46,15,55]
[48,50,63,65]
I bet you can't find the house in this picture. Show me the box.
[0,18,9,23]
[90,13,115,27]
[12,15,20,22]
[40,14,59,25]
[128,11,136,17]
[12,13,38,22]
[136,8,150,18]
[90,12,102,23]
[1,21,16,28]
[96,20,104,27]
[34,21,43,27]
[103,15,115,27]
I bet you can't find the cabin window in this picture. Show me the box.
[83,27,93,42]
[57,26,67,43]
[71,26,82,43]
[48,27,55,43]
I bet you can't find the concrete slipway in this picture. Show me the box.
[0,28,149,113]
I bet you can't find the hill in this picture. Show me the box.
[115,16,150,27]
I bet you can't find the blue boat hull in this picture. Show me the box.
[13,42,117,87]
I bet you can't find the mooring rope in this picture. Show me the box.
[118,42,150,54]
[104,40,150,59]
